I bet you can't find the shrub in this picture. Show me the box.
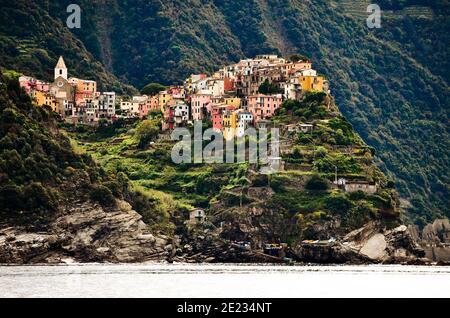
[90,184,115,207]
[315,146,328,158]
[343,201,377,228]
[22,182,58,212]
[305,174,330,191]
[136,119,160,149]
[325,194,353,215]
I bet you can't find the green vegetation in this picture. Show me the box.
[258,79,283,95]
[0,74,172,233]
[277,92,331,121]
[136,119,160,149]
[1,0,448,222]
[141,83,167,96]
[305,174,330,191]
[0,72,101,224]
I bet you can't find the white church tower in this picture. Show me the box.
[54,56,68,80]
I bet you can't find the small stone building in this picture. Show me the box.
[299,124,314,133]
[189,208,206,224]
[342,180,377,194]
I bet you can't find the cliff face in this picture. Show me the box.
[0,200,169,263]
[0,72,168,263]
[408,219,450,263]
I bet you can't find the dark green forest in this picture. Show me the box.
[0,0,448,222]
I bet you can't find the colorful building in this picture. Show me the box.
[247,94,283,124]
[149,95,159,112]
[168,102,189,130]
[236,110,254,137]
[97,92,116,119]
[211,106,225,132]
[299,75,325,92]
[224,77,235,91]
[222,107,238,140]
[158,91,173,112]
[191,93,212,121]
[223,97,241,108]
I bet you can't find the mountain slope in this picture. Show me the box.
[68,90,429,264]
[0,0,448,221]
[0,0,135,93]
[0,72,172,263]
[0,64,425,264]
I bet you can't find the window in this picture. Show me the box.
[60,70,63,75]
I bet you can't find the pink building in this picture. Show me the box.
[211,105,235,131]
[19,76,49,95]
[247,94,283,124]
[191,93,212,121]
[167,86,184,99]
[139,102,149,118]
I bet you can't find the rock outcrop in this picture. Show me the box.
[408,219,450,263]
[173,228,285,263]
[291,221,428,264]
[0,200,169,263]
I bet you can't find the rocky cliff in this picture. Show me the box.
[408,219,450,263]
[0,200,170,263]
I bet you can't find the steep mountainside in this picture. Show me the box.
[0,0,448,222]
[0,0,135,94]
[69,91,427,264]
[0,72,168,263]
[0,72,426,264]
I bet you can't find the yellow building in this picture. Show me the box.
[223,110,238,140]
[224,97,241,108]
[69,78,97,94]
[158,91,172,112]
[32,90,58,111]
[44,93,58,112]
[33,90,46,106]
[299,75,325,92]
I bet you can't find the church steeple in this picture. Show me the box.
[55,56,68,80]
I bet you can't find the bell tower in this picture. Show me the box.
[54,56,68,80]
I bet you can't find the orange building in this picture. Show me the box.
[299,75,325,92]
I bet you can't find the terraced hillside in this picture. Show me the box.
[67,91,400,247]
[0,0,448,222]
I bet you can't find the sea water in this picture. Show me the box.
[0,264,449,298]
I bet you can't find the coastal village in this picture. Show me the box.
[14,55,445,264]
[19,54,381,204]
[19,54,328,139]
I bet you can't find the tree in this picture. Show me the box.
[315,146,328,158]
[287,54,309,62]
[258,79,271,94]
[141,83,167,96]
[305,174,330,191]
[292,146,302,159]
[258,79,283,94]
[136,119,160,149]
